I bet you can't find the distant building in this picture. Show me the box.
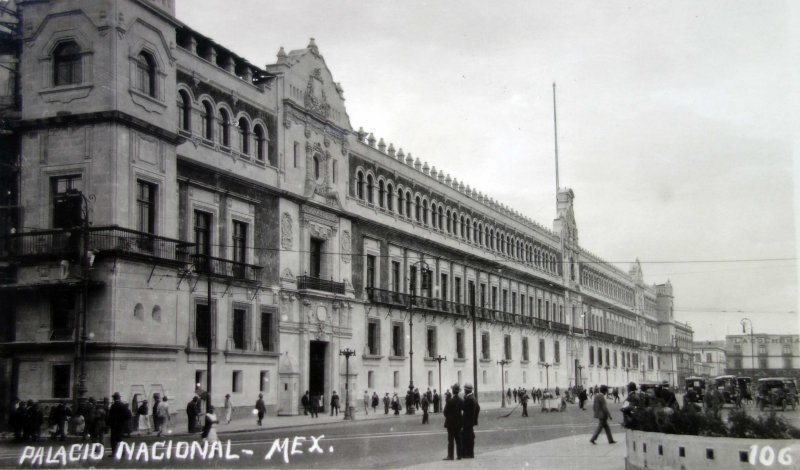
[692,340,726,377]
[725,334,800,380]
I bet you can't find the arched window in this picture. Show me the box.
[446,210,452,234]
[218,108,231,147]
[356,171,365,199]
[238,117,250,155]
[489,229,494,249]
[415,196,421,221]
[422,199,428,225]
[405,191,412,216]
[378,180,385,208]
[397,188,404,215]
[386,183,394,211]
[202,101,214,140]
[53,41,82,86]
[366,174,374,204]
[438,206,444,229]
[431,203,437,228]
[178,90,191,132]
[253,124,266,162]
[135,51,157,97]
[478,224,483,246]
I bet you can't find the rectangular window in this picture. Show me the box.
[293,142,298,168]
[232,221,247,263]
[136,180,157,234]
[367,319,380,355]
[545,300,550,320]
[758,358,767,369]
[368,371,374,389]
[332,160,337,183]
[502,289,508,312]
[195,302,212,348]
[393,371,399,388]
[456,329,465,359]
[539,339,545,363]
[613,350,618,367]
[309,238,323,278]
[606,349,610,367]
[733,358,742,369]
[52,365,71,399]
[733,344,742,353]
[481,332,490,360]
[51,175,83,229]
[194,210,212,256]
[440,273,448,300]
[554,340,560,364]
[50,296,75,340]
[522,337,529,361]
[260,371,269,392]
[783,344,791,355]
[598,347,603,366]
[783,357,792,369]
[389,261,400,292]
[409,266,417,294]
[520,295,524,315]
[491,286,498,309]
[511,292,517,314]
[232,307,246,350]
[537,299,542,319]
[366,254,376,289]
[504,335,512,360]
[758,344,767,355]
[480,284,486,308]
[589,346,595,365]
[232,370,243,393]
[260,309,276,352]
[694,353,702,362]
[426,326,437,358]
[392,322,404,357]
[454,277,462,303]
[706,353,712,363]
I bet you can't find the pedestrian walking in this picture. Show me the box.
[224,394,233,424]
[420,393,430,424]
[301,391,310,415]
[371,392,379,413]
[589,385,616,445]
[512,388,517,403]
[462,383,479,458]
[442,383,464,460]
[201,405,219,443]
[186,397,199,433]
[309,394,319,418]
[137,400,150,434]
[156,397,171,436]
[579,387,588,410]
[24,400,43,442]
[520,388,529,417]
[151,396,161,435]
[107,392,132,456]
[613,388,620,403]
[363,390,370,415]
[391,393,400,415]
[10,399,24,442]
[330,391,340,416]
[49,401,69,441]
[383,393,390,414]
[255,393,266,426]
[433,390,440,413]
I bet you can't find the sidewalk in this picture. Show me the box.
[401,432,627,470]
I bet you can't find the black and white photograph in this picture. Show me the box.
[0,0,797,468]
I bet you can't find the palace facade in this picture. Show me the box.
[0,0,692,418]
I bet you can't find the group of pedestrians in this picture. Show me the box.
[442,383,480,460]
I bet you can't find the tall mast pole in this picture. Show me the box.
[553,82,560,194]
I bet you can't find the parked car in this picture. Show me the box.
[780,378,798,406]
[735,377,752,403]
[756,378,793,411]
[714,375,741,405]
[684,377,705,402]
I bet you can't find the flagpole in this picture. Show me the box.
[553,82,560,194]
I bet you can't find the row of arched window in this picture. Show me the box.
[354,169,560,275]
[580,268,635,305]
[176,87,269,163]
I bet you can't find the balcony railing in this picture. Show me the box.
[297,276,345,294]
[1,226,193,266]
[193,255,262,282]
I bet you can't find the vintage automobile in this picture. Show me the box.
[714,375,741,405]
[684,377,705,402]
[756,378,795,411]
[736,376,752,403]
[781,378,799,406]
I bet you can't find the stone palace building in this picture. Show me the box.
[0,0,692,418]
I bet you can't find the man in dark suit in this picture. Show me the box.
[461,383,480,458]
[442,383,464,461]
[107,393,131,456]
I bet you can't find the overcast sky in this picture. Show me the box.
[177,0,798,342]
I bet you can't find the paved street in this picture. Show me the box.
[2,399,798,469]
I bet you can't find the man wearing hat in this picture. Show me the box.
[461,383,480,458]
[442,383,464,460]
[107,392,131,455]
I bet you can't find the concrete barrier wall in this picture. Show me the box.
[625,429,800,470]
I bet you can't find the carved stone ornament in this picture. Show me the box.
[343,278,353,291]
[316,305,328,323]
[283,117,292,129]
[281,268,294,281]
[304,73,331,118]
[280,213,293,249]
[308,221,333,240]
[340,231,352,263]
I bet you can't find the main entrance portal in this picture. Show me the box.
[309,341,327,412]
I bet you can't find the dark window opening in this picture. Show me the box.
[53,42,82,86]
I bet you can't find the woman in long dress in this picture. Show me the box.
[202,405,219,443]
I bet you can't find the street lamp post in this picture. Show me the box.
[339,348,355,420]
[604,365,610,387]
[543,363,551,392]
[740,318,755,378]
[407,261,431,401]
[625,367,630,384]
[497,359,510,407]
[434,355,447,401]
[577,365,584,387]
